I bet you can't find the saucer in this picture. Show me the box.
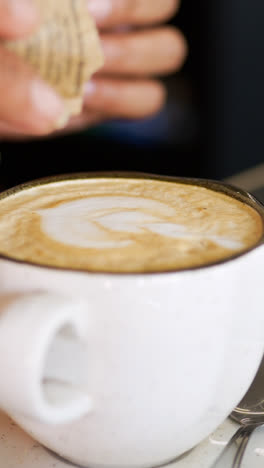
[0,410,238,468]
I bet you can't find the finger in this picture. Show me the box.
[0,47,68,135]
[0,120,29,140]
[84,78,166,119]
[0,0,39,38]
[99,27,187,77]
[54,112,105,136]
[87,0,180,28]
[0,112,104,140]
[0,119,46,140]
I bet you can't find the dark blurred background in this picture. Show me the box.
[0,0,264,189]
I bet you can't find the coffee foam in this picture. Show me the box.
[0,178,262,272]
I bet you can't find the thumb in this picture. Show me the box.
[0,46,67,135]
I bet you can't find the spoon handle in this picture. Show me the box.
[210,424,257,468]
[239,424,264,467]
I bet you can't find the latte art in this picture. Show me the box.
[37,196,244,251]
[0,177,262,272]
[37,196,174,249]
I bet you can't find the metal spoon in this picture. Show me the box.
[210,354,264,467]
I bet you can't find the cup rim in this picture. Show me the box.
[0,171,263,276]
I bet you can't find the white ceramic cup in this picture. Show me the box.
[0,173,264,468]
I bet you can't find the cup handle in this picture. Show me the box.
[0,291,92,424]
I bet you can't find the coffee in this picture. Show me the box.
[0,177,262,272]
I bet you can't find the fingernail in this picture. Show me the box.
[9,0,38,24]
[31,81,67,129]
[87,0,112,22]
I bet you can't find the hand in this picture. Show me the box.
[64,0,187,134]
[0,0,187,140]
[0,0,69,139]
